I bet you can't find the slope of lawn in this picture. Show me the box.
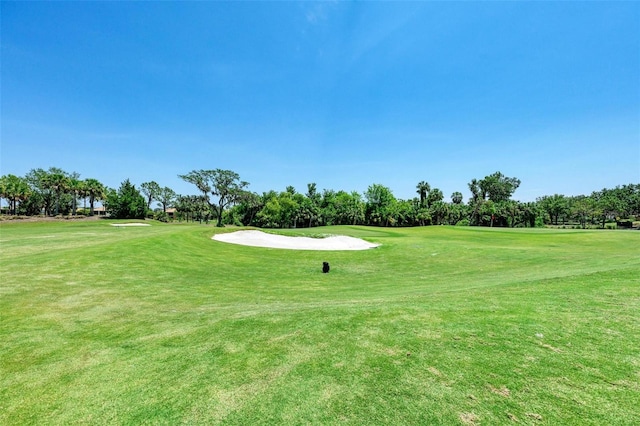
[1,220,639,425]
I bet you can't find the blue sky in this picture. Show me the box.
[1,1,638,202]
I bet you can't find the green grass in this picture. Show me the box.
[1,221,639,425]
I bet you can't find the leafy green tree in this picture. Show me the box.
[481,200,497,227]
[365,184,396,226]
[320,189,338,226]
[105,179,146,219]
[521,202,541,228]
[416,207,431,226]
[479,172,521,203]
[334,190,365,225]
[468,172,521,226]
[426,187,444,208]
[348,191,366,225]
[429,200,448,225]
[256,196,282,228]
[25,168,54,215]
[447,202,467,225]
[22,167,78,216]
[175,195,211,223]
[394,199,415,226]
[592,189,624,228]
[570,196,595,229]
[276,190,300,228]
[179,169,249,227]
[141,181,161,210]
[302,183,322,227]
[626,184,640,217]
[230,191,263,226]
[306,183,320,203]
[292,192,308,227]
[537,194,570,225]
[502,200,521,227]
[606,184,640,218]
[156,186,176,213]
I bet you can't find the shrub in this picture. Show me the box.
[154,211,170,223]
[455,219,470,226]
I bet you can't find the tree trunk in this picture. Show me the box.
[216,205,223,227]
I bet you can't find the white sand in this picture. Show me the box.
[111,223,151,227]
[212,230,380,251]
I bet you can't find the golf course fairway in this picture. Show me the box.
[1,221,638,425]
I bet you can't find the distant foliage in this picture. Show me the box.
[105,179,146,219]
[3,167,638,230]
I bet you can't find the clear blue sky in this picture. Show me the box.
[1,1,639,202]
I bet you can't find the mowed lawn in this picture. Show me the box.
[1,221,639,425]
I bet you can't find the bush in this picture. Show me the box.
[154,211,170,222]
[455,219,470,226]
[605,223,617,230]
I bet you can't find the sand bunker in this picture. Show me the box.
[111,223,151,227]
[212,230,380,251]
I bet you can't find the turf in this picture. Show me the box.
[1,221,639,425]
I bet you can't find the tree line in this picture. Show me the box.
[1,167,638,229]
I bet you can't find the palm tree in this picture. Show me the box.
[78,179,88,213]
[0,174,31,215]
[416,181,430,208]
[468,179,483,226]
[68,176,82,216]
[84,178,106,216]
[426,188,444,208]
[0,175,8,214]
[44,172,69,216]
[451,191,463,205]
